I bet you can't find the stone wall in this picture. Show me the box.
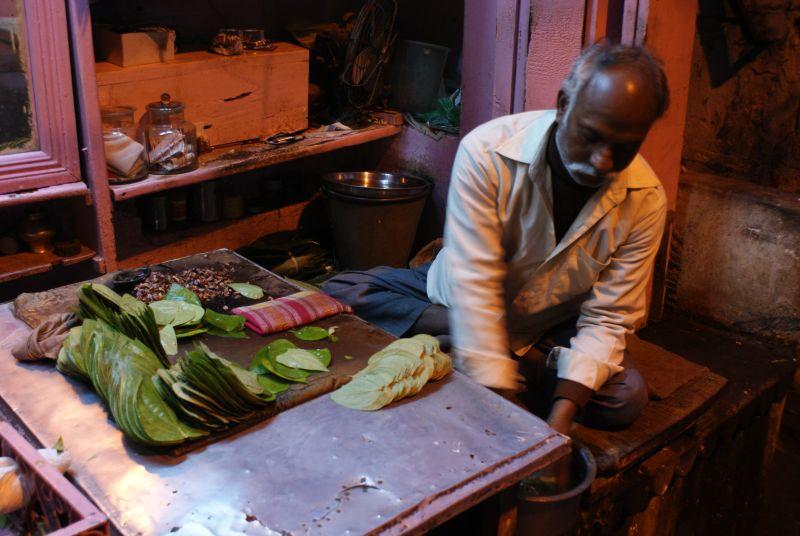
[682,0,800,194]
[669,171,800,342]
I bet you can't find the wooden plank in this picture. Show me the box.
[628,334,710,400]
[0,245,95,284]
[638,314,798,437]
[0,181,89,208]
[109,124,403,201]
[96,44,308,147]
[116,201,309,269]
[572,371,727,474]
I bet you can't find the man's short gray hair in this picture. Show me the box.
[561,43,670,118]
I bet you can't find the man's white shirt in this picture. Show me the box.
[426,110,667,391]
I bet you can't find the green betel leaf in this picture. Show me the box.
[256,374,292,395]
[203,309,246,333]
[330,334,450,411]
[254,340,309,382]
[164,283,202,306]
[159,325,178,356]
[78,284,168,366]
[290,326,330,341]
[91,283,123,306]
[206,327,249,339]
[228,282,264,300]
[175,327,208,339]
[248,353,269,375]
[310,348,332,368]
[276,348,329,372]
[53,436,64,454]
[149,300,205,327]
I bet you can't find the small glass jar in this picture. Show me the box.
[139,93,199,175]
[101,106,148,182]
[19,210,54,254]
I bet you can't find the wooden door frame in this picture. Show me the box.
[461,0,531,134]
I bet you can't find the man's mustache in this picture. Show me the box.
[565,162,618,181]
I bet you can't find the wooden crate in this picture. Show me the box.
[0,422,108,535]
[95,42,308,146]
[94,26,176,67]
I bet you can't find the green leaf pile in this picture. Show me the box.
[77,284,169,367]
[330,334,452,411]
[57,319,205,446]
[248,339,331,394]
[152,343,274,431]
[148,284,247,340]
[149,300,204,328]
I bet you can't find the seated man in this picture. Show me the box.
[324,43,668,435]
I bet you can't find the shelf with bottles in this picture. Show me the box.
[106,121,403,202]
[113,174,322,269]
[0,201,96,284]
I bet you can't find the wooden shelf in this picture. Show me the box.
[116,199,311,269]
[109,123,402,202]
[0,182,90,209]
[0,245,96,284]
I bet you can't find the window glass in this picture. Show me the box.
[0,0,38,155]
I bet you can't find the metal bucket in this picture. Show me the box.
[322,172,432,270]
[390,39,450,112]
[517,442,597,535]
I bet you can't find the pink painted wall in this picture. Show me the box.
[374,128,460,246]
[522,0,697,208]
[635,0,698,208]
[461,0,500,134]
[524,0,586,111]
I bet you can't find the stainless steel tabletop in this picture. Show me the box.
[0,303,569,535]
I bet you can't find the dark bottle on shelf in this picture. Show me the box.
[147,195,169,232]
[192,181,219,222]
[169,189,189,223]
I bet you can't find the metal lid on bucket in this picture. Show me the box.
[322,172,431,200]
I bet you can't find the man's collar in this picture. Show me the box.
[494,109,662,190]
[495,110,557,165]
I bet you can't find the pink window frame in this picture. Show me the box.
[0,0,80,195]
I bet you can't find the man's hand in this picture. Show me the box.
[547,398,578,435]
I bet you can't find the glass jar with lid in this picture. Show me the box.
[139,93,199,175]
[101,106,148,182]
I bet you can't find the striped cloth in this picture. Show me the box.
[231,290,352,335]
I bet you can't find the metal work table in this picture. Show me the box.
[0,259,569,535]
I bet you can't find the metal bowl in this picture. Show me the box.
[321,172,431,200]
[112,267,150,294]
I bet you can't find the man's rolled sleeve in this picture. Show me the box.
[445,137,523,390]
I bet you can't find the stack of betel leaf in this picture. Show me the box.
[56,281,286,446]
[57,319,205,446]
[330,334,452,411]
[153,343,274,432]
[77,283,169,366]
[248,339,332,396]
[147,283,248,355]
